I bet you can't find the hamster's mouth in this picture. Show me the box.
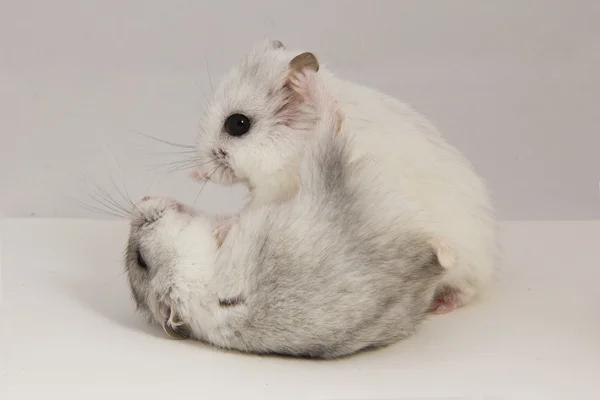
[215,166,238,185]
[200,163,240,186]
[195,149,240,186]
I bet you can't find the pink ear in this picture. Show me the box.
[287,68,344,136]
[276,53,321,131]
[288,68,319,102]
[288,52,319,72]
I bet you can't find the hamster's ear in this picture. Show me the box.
[289,52,319,73]
[285,53,320,100]
[273,51,320,130]
[251,39,285,56]
[287,68,344,136]
[270,40,285,50]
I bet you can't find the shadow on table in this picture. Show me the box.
[62,271,166,340]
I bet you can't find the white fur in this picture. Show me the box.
[195,40,498,308]
[320,69,498,306]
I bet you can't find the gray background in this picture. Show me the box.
[1,0,598,220]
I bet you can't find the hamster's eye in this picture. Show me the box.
[136,250,148,270]
[224,114,251,137]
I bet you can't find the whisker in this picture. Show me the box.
[97,269,128,286]
[89,192,130,218]
[104,146,138,211]
[196,81,211,104]
[165,163,200,173]
[77,179,134,218]
[86,181,129,213]
[129,131,210,176]
[156,157,203,167]
[110,175,136,210]
[194,166,221,206]
[131,129,195,149]
[204,55,214,94]
[147,162,195,174]
[148,150,197,156]
[147,158,213,174]
[99,182,134,215]
[71,197,128,219]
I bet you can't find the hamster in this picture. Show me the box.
[125,80,448,358]
[193,39,497,313]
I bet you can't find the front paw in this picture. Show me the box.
[190,170,209,182]
[213,217,238,246]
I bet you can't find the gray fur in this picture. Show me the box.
[196,133,445,358]
[124,133,445,359]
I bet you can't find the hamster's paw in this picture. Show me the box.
[430,285,469,314]
[190,170,209,182]
[213,216,238,247]
[174,202,196,215]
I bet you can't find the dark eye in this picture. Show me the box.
[136,250,148,270]
[224,113,251,137]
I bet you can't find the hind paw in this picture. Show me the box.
[430,287,463,314]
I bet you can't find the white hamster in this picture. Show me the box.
[124,75,448,358]
[193,39,497,313]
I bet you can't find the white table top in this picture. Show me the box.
[1,219,599,400]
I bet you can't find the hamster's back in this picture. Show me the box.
[321,69,497,303]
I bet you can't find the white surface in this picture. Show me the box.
[1,1,600,220]
[1,219,599,399]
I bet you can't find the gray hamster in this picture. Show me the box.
[124,70,448,358]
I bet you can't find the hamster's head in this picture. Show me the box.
[195,39,323,200]
[124,196,218,339]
